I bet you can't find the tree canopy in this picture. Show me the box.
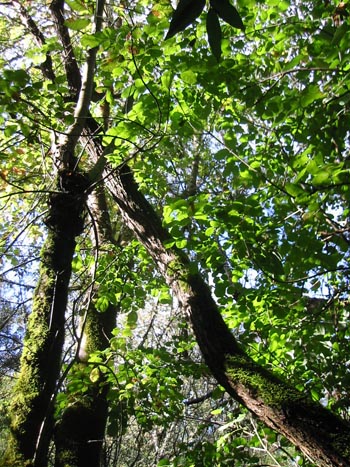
[0,1,349,466]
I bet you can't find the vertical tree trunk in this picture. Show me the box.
[2,2,106,465]
[54,187,119,467]
[53,304,116,467]
[5,187,87,467]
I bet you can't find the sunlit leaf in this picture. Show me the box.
[90,367,100,383]
[64,18,90,31]
[300,85,324,107]
[65,0,88,12]
[96,296,109,312]
[81,33,104,48]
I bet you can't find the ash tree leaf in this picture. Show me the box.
[210,0,245,30]
[165,0,206,40]
[206,8,222,61]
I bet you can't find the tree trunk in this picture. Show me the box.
[5,187,87,467]
[53,187,118,467]
[53,304,116,467]
[103,164,350,467]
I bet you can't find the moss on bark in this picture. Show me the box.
[54,303,116,467]
[54,187,118,467]
[5,177,87,466]
[105,164,350,467]
[54,395,108,467]
[4,230,75,467]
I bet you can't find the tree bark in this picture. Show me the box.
[5,188,87,467]
[53,187,119,467]
[53,304,116,467]
[3,2,107,464]
[103,163,350,467]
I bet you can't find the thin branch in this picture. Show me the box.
[0,277,35,289]
[183,390,214,405]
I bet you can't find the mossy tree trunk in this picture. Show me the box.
[3,1,106,465]
[5,186,88,467]
[53,187,119,467]
[104,164,350,467]
[53,303,116,467]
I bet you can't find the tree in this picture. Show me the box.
[0,0,350,466]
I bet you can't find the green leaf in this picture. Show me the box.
[4,68,30,86]
[284,183,306,198]
[332,341,340,352]
[65,0,88,12]
[206,8,222,61]
[212,385,225,399]
[256,251,284,277]
[300,85,324,107]
[165,0,206,39]
[4,125,18,137]
[28,52,47,66]
[210,0,245,30]
[181,69,197,84]
[81,34,104,48]
[65,18,90,31]
[96,296,109,312]
[127,310,138,328]
[157,459,170,466]
[312,171,330,185]
[90,367,100,383]
[175,238,187,248]
[311,388,320,401]
[331,23,349,46]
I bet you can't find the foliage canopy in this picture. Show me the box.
[0,0,349,466]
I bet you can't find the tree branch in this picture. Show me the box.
[50,0,81,98]
[50,0,105,169]
[12,0,55,81]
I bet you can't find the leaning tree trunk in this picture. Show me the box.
[54,186,119,467]
[102,163,350,467]
[4,183,88,467]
